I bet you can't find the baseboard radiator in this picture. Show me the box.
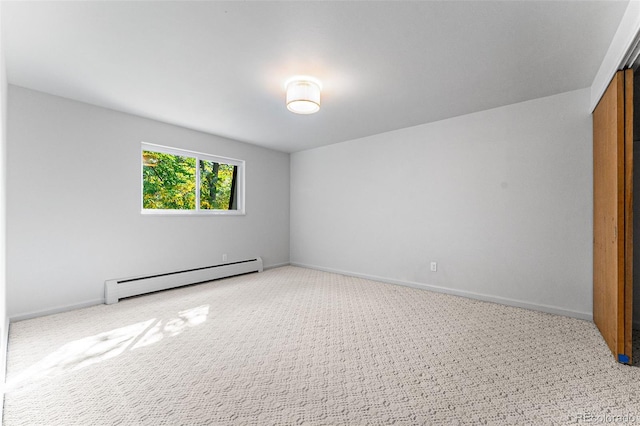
[105,257,263,304]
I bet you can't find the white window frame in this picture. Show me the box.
[141,142,245,215]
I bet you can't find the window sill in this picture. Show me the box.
[141,210,246,216]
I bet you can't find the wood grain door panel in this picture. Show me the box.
[593,69,633,363]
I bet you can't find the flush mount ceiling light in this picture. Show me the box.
[285,76,322,114]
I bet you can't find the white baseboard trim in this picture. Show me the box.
[9,265,285,322]
[264,262,290,271]
[291,262,593,322]
[10,263,598,324]
[10,298,104,323]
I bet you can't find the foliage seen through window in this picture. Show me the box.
[142,148,240,212]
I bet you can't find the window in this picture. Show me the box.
[141,143,244,215]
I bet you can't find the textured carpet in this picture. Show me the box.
[4,266,640,425]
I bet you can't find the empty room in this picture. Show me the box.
[1,0,640,424]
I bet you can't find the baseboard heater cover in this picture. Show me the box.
[105,257,263,304]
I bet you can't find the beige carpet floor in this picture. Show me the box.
[3,266,640,425]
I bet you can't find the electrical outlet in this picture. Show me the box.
[430,262,437,272]
[222,253,228,262]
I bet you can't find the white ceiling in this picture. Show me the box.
[3,1,629,153]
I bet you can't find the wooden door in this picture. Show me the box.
[593,69,634,364]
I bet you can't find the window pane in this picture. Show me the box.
[199,160,237,210]
[142,151,196,210]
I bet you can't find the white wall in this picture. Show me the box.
[291,88,593,319]
[7,86,290,319]
[0,0,8,395]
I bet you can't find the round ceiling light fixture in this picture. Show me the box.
[285,76,322,114]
